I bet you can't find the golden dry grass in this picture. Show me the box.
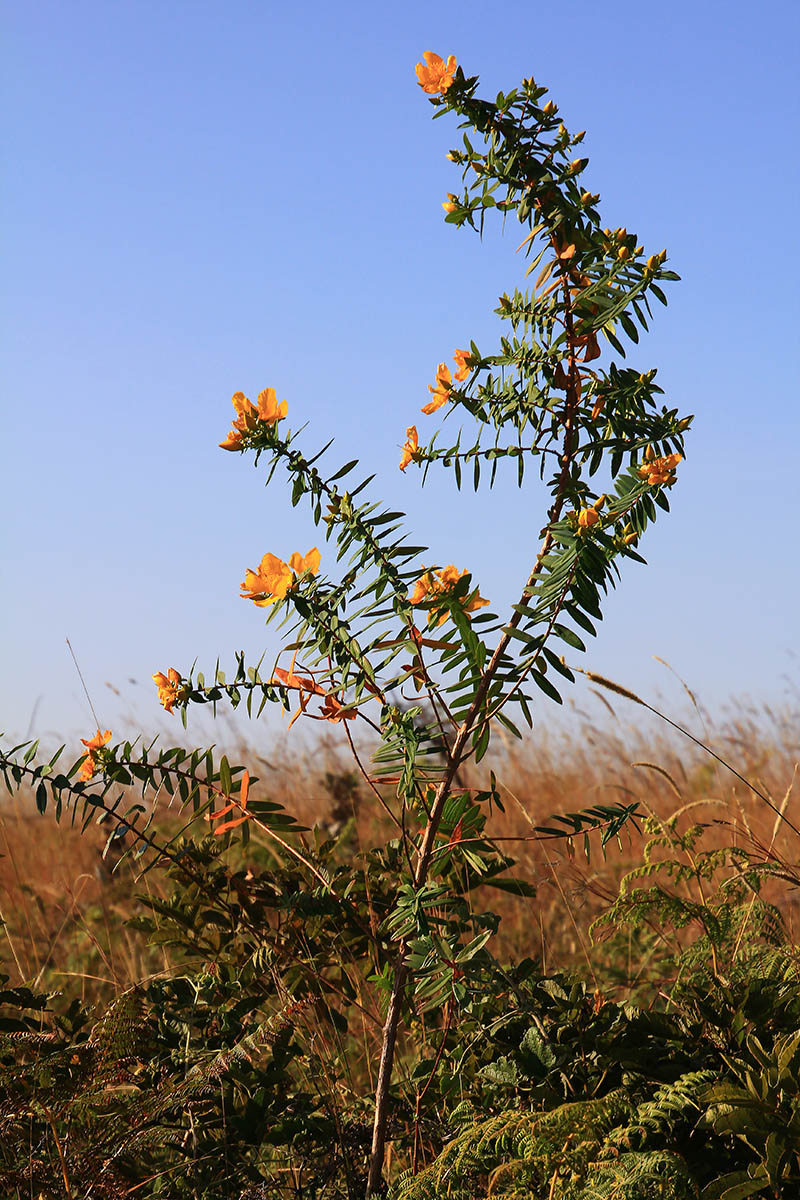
[2,687,797,1005]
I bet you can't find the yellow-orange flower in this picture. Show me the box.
[577,507,600,533]
[255,387,288,424]
[415,51,457,96]
[453,348,472,382]
[219,429,244,451]
[79,728,112,782]
[288,547,322,576]
[241,548,320,606]
[241,553,294,606]
[422,363,452,415]
[152,667,185,714]
[638,448,682,487]
[410,565,489,626]
[400,425,419,471]
[232,391,258,432]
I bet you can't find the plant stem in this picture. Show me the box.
[365,530,561,1194]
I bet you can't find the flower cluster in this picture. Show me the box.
[78,728,112,782]
[421,349,471,415]
[152,667,186,714]
[220,388,288,451]
[415,52,457,96]
[241,548,321,607]
[638,447,682,487]
[410,565,489,627]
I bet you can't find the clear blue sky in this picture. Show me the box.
[3,0,799,745]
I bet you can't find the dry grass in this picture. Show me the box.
[2,687,798,1006]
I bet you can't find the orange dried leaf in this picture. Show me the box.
[212,813,249,835]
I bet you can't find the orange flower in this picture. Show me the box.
[287,547,322,576]
[78,728,112,782]
[410,565,489,626]
[232,391,258,431]
[409,571,433,605]
[400,425,419,471]
[638,448,682,487]
[577,507,600,532]
[255,387,289,424]
[152,667,185,714]
[241,549,320,606]
[241,553,294,606]
[442,196,458,213]
[453,348,472,382]
[415,51,457,96]
[219,429,244,451]
[422,363,452,415]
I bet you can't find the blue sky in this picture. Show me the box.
[3,0,799,746]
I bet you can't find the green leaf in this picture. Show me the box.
[531,669,562,704]
[219,756,232,797]
[328,459,359,482]
[472,722,490,763]
[620,312,639,343]
[551,623,585,652]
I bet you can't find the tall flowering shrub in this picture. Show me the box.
[2,53,690,1196]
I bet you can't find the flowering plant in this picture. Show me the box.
[1,51,690,1196]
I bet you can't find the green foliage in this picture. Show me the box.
[389,822,800,1199]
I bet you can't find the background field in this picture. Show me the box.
[4,686,796,1007]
